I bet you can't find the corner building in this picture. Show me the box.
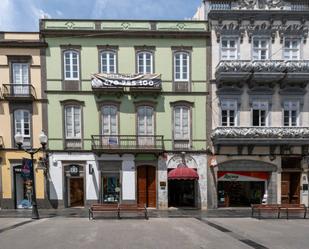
[199,0,309,208]
[41,20,209,209]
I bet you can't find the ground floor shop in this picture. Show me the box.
[48,152,207,209]
[0,151,46,209]
[207,155,309,209]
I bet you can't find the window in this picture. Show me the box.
[100,51,116,73]
[174,52,189,81]
[14,110,30,138]
[221,100,237,126]
[284,38,300,60]
[101,105,118,145]
[12,63,29,94]
[137,106,154,146]
[102,174,120,203]
[137,51,153,74]
[284,101,299,127]
[65,106,81,139]
[64,50,79,80]
[174,106,190,140]
[253,38,269,60]
[221,38,238,60]
[252,101,268,127]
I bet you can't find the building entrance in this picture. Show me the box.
[168,180,196,207]
[137,166,156,208]
[68,178,84,207]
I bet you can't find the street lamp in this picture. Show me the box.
[14,130,48,219]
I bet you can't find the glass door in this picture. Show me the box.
[101,173,120,203]
[137,106,154,147]
[12,63,29,95]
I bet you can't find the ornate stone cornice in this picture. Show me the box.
[247,22,278,42]
[211,127,309,140]
[279,24,309,43]
[215,23,246,43]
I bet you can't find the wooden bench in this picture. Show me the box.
[89,203,119,220]
[251,204,281,219]
[279,204,307,219]
[118,204,148,220]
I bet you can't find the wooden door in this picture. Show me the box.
[70,178,84,207]
[137,166,156,208]
[281,173,290,204]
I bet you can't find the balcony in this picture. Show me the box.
[2,84,36,101]
[211,127,309,146]
[215,60,309,87]
[64,138,83,150]
[91,135,164,154]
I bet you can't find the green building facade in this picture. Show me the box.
[41,20,209,209]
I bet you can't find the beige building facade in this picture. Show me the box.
[0,32,48,209]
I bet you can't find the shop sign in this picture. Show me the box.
[218,171,269,182]
[69,165,79,176]
[91,73,162,88]
[21,159,32,180]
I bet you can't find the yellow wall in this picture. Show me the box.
[1,151,45,199]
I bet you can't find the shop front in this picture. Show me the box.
[217,171,269,207]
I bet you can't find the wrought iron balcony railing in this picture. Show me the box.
[2,84,36,100]
[91,135,164,153]
[212,127,309,145]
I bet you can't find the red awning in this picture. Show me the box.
[168,166,199,180]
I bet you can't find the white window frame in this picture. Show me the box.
[64,50,80,80]
[100,51,117,74]
[101,105,118,135]
[220,100,238,127]
[14,109,31,138]
[252,101,269,127]
[137,51,153,74]
[137,106,154,136]
[220,37,238,60]
[252,37,270,60]
[65,105,82,139]
[283,37,301,61]
[283,100,300,127]
[12,63,29,84]
[174,52,190,81]
[173,106,190,140]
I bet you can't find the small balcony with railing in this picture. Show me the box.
[215,60,309,88]
[2,84,36,101]
[91,135,164,154]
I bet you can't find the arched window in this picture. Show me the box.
[100,51,116,74]
[174,52,189,81]
[64,105,81,138]
[137,51,153,74]
[63,50,79,80]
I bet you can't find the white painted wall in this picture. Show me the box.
[121,155,135,201]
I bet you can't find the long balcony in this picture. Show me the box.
[91,135,164,154]
[212,127,309,146]
[2,84,36,101]
[215,60,309,87]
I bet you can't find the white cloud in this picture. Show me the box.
[56,10,63,17]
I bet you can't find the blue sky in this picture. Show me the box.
[0,0,201,32]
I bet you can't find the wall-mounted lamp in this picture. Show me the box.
[89,164,94,175]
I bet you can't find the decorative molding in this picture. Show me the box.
[214,23,246,43]
[279,24,309,43]
[247,22,277,42]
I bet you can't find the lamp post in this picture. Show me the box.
[14,130,48,220]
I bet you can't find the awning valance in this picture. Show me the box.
[168,165,199,180]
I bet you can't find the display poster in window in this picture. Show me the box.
[21,158,33,180]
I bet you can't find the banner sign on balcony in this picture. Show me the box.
[91,73,161,88]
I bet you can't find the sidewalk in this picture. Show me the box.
[0,207,253,219]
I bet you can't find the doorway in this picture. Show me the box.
[168,180,196,207]
[137,166,156,208]
[68,178,84,207]
[281,172,300,204]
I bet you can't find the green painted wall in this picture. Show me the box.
[45,21,208,151]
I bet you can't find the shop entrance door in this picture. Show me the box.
[69,178,84,207]
[168,180,196,207]
[281,172,300,204]
[137,166,156,208]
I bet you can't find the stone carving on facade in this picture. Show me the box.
[279,24,309,43]
[252,60,286,72]
[211,127,309,140]
[215,23,246,43]
[238,0,257,9]
[216,60,253,73]
[235,0,285,9]
[286,61,309,72]
[247,22,277,42]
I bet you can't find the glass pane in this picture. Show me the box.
[253,110,260,126]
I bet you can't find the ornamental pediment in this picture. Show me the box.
[233,0,286,10]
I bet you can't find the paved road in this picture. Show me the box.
[0,216,308,249]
